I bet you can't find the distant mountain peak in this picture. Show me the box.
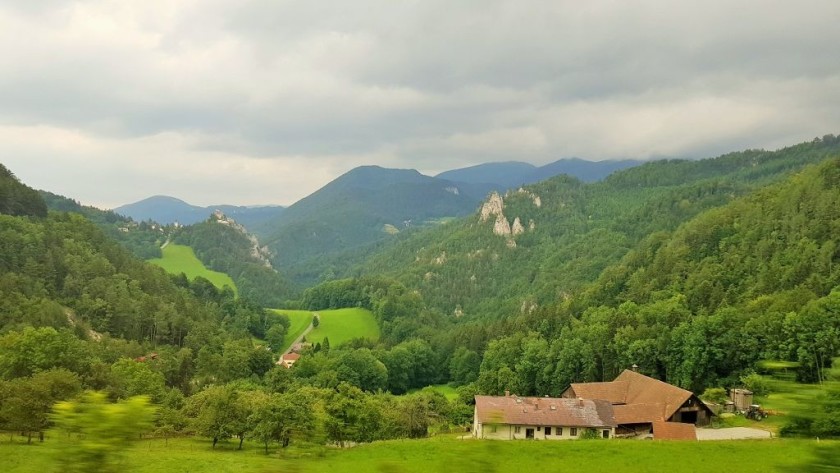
[114,196,284,228]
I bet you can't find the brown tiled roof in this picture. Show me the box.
[475,395,616,428]
[568,381,629,404]
[652,421,697,440]
[615,370,692,416]
[613,403,667,424]
[281,353,301,361]
[565,370,703,425]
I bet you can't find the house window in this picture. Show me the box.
[545,427,552,435]
[537,426,541,431]
[557,427,563,436]
[602,430,610,439]
[489,425,497,433]
[514,426,521,434]
[570,428,578,436]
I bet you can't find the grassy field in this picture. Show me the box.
[270,308,380,350]
[269,309,314,351]
[148,244,237,295]
[409,384,460,401]
[0,434,831,473]
[307,308,379,347]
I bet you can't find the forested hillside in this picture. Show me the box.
[256,165,495,285]
[41,191,166,260]
[0,164,47,218]
[174,213,295,307]
[358,136,840,321]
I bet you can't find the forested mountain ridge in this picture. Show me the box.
[255,165,496,286]
[356,135,840,320]
[436,158,642,188]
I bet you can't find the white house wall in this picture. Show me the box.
[474,422,615,440]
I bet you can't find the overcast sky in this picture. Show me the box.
[2,0,839,208]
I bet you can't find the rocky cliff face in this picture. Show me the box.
[479,190,540,244]
[212,210,274,268]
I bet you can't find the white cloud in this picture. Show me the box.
[1,0,839,206]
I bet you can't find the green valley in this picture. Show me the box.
[2,135,840,473]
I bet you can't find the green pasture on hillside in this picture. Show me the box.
[148,244,237,295]
[0,434,830,473]
[307,308,379,347]
[271,308,379,350]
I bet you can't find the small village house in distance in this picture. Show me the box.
[277,352,300,369]
[562,369,714,438]
[473,394,617,440]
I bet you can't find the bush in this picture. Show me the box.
[740,371,771,396]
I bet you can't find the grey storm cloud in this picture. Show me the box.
[1,0,839,207]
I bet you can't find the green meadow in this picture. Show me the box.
[0,434,829,473]
[410,384,460,402]
[148,244,237,295]
[307,308,380,347]
[271,308,380,350]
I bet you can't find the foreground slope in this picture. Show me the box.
[0,435,826,473]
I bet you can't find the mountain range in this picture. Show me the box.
[113,195,285,228]
[112,158,644,286]
[435,158,642,188]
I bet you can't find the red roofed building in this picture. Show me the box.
[562,369,714,437]
[473,394,617,440]
[277,353,301,369]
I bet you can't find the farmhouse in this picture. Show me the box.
[277,352,301,369]
[561,369,714,437]
[472,394,616,440]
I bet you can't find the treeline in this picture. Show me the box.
[174,215,295,307]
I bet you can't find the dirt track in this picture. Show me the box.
[696,427,772,440]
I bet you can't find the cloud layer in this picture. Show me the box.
[2,0,839,207]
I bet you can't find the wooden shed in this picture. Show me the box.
[730,388,753,412]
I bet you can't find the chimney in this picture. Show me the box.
[505,390,510,397]
[578,397,584,407]
[632,363,639,372]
